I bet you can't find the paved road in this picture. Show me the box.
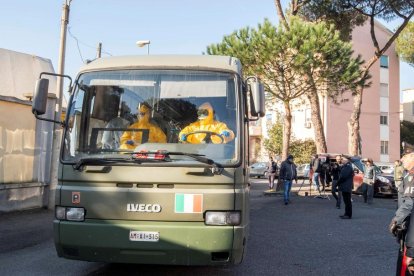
[0,178,399,275]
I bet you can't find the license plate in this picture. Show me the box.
[129,231,160,242]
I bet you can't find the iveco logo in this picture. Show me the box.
[127,203,162,213]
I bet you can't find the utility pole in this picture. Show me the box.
[56,0,71,120]
[96,42,102,58]
[47,0,72,209]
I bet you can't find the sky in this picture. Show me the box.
[1,0,413,102]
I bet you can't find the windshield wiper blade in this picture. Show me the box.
[167,151,224,175]
[73,157,138,171]
[128,150,223,174]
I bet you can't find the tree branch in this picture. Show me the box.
[274,0,289,30]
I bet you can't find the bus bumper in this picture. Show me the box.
[54,219,247,265]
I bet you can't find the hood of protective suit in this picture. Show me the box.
[137,104,151,125]
[198,102,214,126]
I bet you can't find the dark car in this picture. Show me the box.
[249,162,268,178]
[315,153,396,197]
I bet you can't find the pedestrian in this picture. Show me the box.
[389,169,414,274]
[330,155,342,209]
[319,158,331,191]
[311,154,322,192]
[337,156,354,219]
[279,154,298,205]
[266,157,278,192]
[362,158,376,204]
[394,159,406,207]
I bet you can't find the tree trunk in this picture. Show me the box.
[282,101,292,161]
[348,87,363,156]
[276,102,292,192]
[274,0,289,30]
[307,91,327,153]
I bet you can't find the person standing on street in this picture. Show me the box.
[279,155,297,205]
[331,155,342,209]
[394,159,406,207]
[389,169,414,275]
[311,154,322,192]
[266,157,278,192]
[362,158,376,204]
[337,156,354,219]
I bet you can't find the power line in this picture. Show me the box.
[68,27,84,63]
[67,27,113,62]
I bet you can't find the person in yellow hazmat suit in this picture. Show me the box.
[119,102,166,150]
[179,102,235,144]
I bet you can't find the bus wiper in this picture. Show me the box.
[168,151,224,175]
[128,150,222,174]
[73,157,136,171]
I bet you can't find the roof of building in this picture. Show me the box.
[0,48,56,100]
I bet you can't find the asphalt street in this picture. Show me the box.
[0,178,399,275]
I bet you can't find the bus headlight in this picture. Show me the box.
[205,211,241,226]
[55,206,85,221]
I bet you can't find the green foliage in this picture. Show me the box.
[397,21,414,66]
[289,139,317,165]
[298,0,366,41]
[207,17,364,103]
[263,121,283,157]
[401,120,414,145]
[263,121,316,164]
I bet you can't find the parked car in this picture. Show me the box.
[249,162,268,178]
[314,153,396,197]
[376,162,394,175]
[297,164,310,179]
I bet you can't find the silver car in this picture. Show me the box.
[297,164,310,179]
[249,162,268,178]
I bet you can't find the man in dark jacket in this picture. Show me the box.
[337,156,354,219]
[330,155,342,209]
[279,154,298,205]
[311,154,322,192]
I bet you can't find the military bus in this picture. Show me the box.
[32,55,264,265]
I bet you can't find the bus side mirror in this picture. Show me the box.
[32,78,49,116]
[248,78,265,118]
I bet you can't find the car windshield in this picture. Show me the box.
[63,69,239,165]
[353,159,382,174]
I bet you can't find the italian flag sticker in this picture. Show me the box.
[175,194,203,213]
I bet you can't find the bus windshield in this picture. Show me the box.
[63,69,239,165]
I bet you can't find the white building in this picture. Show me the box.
[402,88,414,122]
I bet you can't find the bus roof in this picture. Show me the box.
[78,55,243,75]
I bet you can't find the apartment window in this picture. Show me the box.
[380,55,389,68]
[380,113,388,125]
[380,83,389,97]
[381,141,389,155]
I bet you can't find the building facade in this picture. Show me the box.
[250,21,401,163]
[402,88,414,122]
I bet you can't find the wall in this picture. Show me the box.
[0,96,55,212]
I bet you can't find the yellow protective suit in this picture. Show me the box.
[179,102,235,144]
[119,104,166,150]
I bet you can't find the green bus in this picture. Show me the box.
[32,55,264,265]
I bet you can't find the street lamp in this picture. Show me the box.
[136,40,150,55]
